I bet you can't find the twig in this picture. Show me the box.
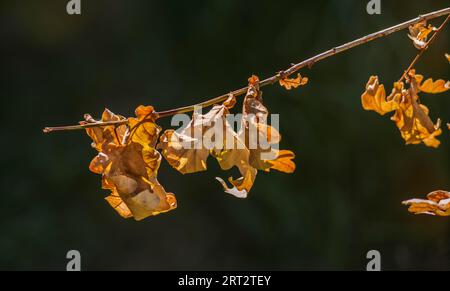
[43,120,128,133]
[43,7,450,133]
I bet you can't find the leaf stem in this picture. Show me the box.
[43,7,450,133]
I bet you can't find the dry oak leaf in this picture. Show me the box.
[84,106,176,221]
[216,76,296,196]
[402,190,450,217]
[417,77,450,94]
[361,76,399,115]
[240,75,296,174]
[159,95,257,198]
[391,70,442,148]
[414,69,450,94]
[279,73,308,90]
[361,71,442,148]
[159,76,296,198]
[407,21,435,49]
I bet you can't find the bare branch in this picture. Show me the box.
[43,7,450,133]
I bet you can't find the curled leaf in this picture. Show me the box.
[85,107,176,221]
[159,75,296,198]
[279,73,308,90]
[418,78,450,94]
[391,71,442,148]
[408,21,435,49]
[159,101,257,198]
[361,70,443,148]
[403,190,450,217]
[361,76,398,115]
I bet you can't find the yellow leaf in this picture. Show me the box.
[361,76,398,115]
[279,73,309,90]
[267,150,296,173]
[403,190,450,217]
[361,71,443,148]
[389,71,442,148]
[419,78,450,94]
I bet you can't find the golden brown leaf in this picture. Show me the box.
[159,105,230,174]
[159,99,257,197]
[159,76,296,198]
[361,71,443,148]
[85,107,176,221]
[241,76,296,173]
[279,73,309,90]
[418,78,450,94]
[390,71,442,148]
[361,76,398,115]
[403,190,450,217]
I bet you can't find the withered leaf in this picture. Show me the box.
[279,73,308,90]
[241,76,296,174]
[408,21,435,49]
[85,106,176,221]
[361,76,399,115]
[418,77,450,94]
[159,95,257,198]
[159,76,296,198]
[361,70,443,148]
[391,70,442,148]
[403,190,450,217]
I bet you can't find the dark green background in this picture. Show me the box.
[1,0,449,270]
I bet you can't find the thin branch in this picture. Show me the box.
[43,7,450,133]
[43,119,128,133]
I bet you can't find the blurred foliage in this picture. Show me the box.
[0,0,449,270]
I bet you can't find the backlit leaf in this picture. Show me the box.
[159,76,296,198]
[419,78,450,94]
[84,107,176,221]
[361,70,443,148]
[403,190,450,217]
[408,21,435,49]
[361,76,398,115]
[279,73,308,90]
